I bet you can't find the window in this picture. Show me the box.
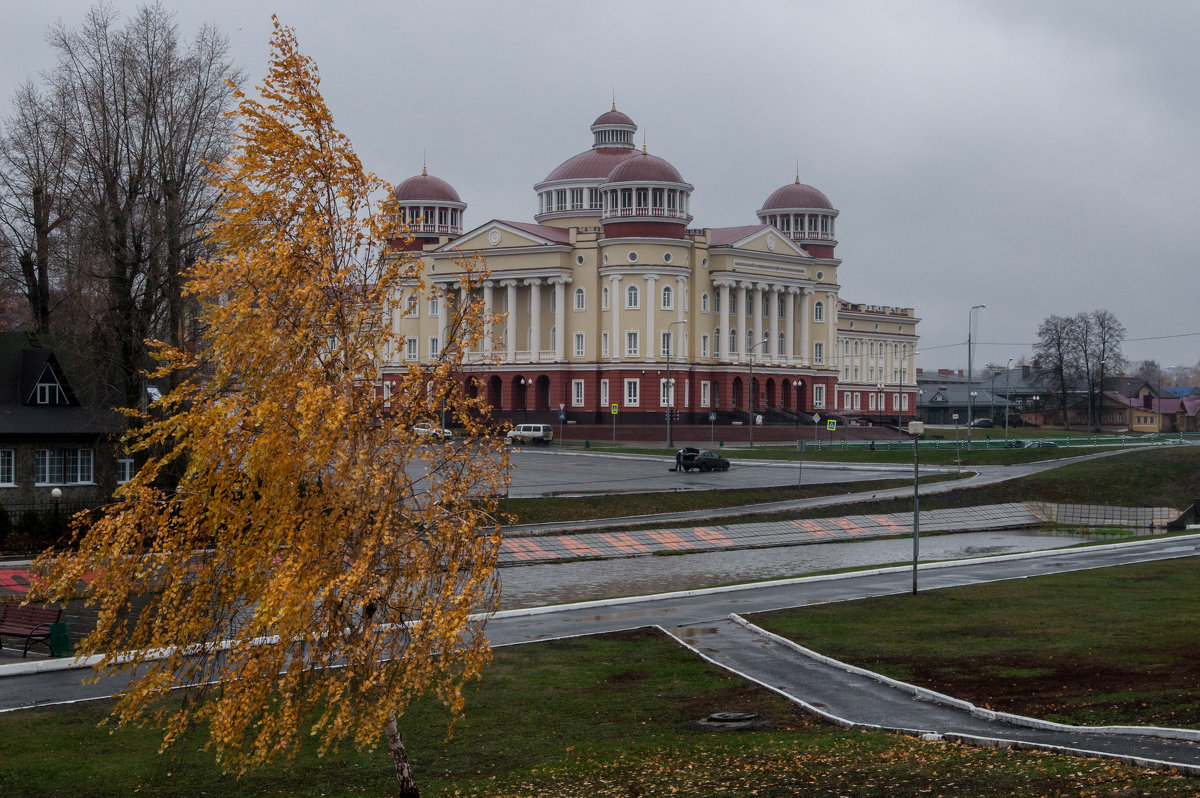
[813,341,825,365]
[574,332,585,358]
[574,287,585,311]
[869,393,877,411]
[429,337,440,359]
[572,379,585,406]
[117,458,135,484]
[854,341,860,355]
[601,331,610,358]
[570,188,583,209]
[0,449,13,485]
[701,381,711,407]
[813,301,824,322]
[813,385,826,408]
[869,342,875,356]
[429,296,440,317]
[555,189,566,211]
[729,328,737,354]
[701,292,710,313]
[713,328,721,358]
[624,378,640,406]
[36,448,94,485]
[625,331,639,357]
[729,294,737,315]
[602,286,610,310]
[777,333,785,356]
[778,295,786,319]
[701,334,709,359]
[661,285,673,310]
[405,337,418,361]
[36,377,66,405]
[404,296,418,318]
[853,393,862,410]
[600,379,609,406]
[660,378,674,407]
[746,330,753,352]
[713,292,721,314]
[661,331,673,359]
[893,392,901,410]
[625,285,640,309]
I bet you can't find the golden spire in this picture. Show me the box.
[422,150,427,177]
[612,88,617,112]
[642,130,647,154]
[795,159,801,184]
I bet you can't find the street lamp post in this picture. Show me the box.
[520,377,530,423]
[908,421,924,594]
[966,304,985,451]
[747,337,769,447]
[665,319,687,449]
[1032,394,1041,428]
[1004,357,1013,442]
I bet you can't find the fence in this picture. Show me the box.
[0,498,100,554]
[795,432,1199,453]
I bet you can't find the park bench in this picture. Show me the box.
[0,604,61,657]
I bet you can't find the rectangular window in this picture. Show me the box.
[602,287,610,311]
[700,381,711,408]
[572,379,585,406]
[813,385,826,408]
[661,331,672,359]
[853,393,862,410]
[588,188,601,209]
[555,189,567,210]
[117,458,135,484]
[571,188,584,209]
[429,296,440,316]
[600,379,609,407]
[624,378,640,406]
[813,341,825,365]
[405,337,418,361]
[625,331,639,358]
[35,448,94,485]
[601,331,610,358]
[700,334,709,359]
[429,337,440,359]
[0,449,13,485]
[901,394,909,411]
[574,332,585,358]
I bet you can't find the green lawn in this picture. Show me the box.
[2,626,1197,796]
[752,557,1200,729]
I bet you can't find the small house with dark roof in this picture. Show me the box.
[0,332,127,512]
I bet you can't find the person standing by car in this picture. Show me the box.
[675,449,683,472]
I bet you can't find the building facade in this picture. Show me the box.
[384,106,919,426]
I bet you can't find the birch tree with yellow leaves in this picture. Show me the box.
[34,19,506,798]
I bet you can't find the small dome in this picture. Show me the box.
[604,152,685,184]
[762,180,833,210]
[592,109,635,128]
[543,148,638,182]
[393,172,461,203]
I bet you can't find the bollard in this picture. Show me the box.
[584,440,590,449]
[49,621,71,657]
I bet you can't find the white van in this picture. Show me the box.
[506,423,554,445]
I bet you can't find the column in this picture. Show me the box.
[826,291,836,368]
[502,280,517,362]
[609,274,622,362]
[482,281,494,356]
[768,285,780,365]
[644,274,658,362]
[676,276,687,358]
[525,278,542,361]
[785,287,798,364]
[736,282,748,363]
[718,281,731,363]
[550,277,566,361]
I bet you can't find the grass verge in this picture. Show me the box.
[1,627,1197,796]
[751,556,1200,729]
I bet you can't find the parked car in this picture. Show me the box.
[1003,439,1026,449]
[1029,440,1058,447]
[412,422,452,440]
[677,448,730,472]
[969,418,993,428]
[507,423,554,445]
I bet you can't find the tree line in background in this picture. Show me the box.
[0,4,241,406]
[1033,309,1128,429]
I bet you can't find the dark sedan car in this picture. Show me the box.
[677,448,730,472]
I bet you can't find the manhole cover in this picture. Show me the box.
[706,712,759,723]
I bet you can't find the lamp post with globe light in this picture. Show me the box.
[966,304,985,451]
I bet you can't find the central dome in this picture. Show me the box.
[543,148,637,182]
[604,152,684,184]
[761,181,832,211]
[393,172,462,203]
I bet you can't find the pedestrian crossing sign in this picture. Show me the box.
[611,403,619,415]
[826,420,837,431]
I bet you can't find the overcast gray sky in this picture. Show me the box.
[5,1,1198,373]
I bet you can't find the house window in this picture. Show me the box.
[869,393,877,411]
[777,333,785,356]
[660,378,675,407]
[574,287,585,311]
[701,292,710,313]
[429,296,440,317]
[700,381,711,407]
[117,458,135,484]
[730,328,737,354]
[701,334,709,359]
[624,378,640,406]
[601,331,610,358]
[813,301,824,322]
[405,337,418,361]
[600,379,609,406]
[574,332,585,358]
[713,328,720,358]
[0,449,13,485]
[854,393,862,410]
[902,394,910,411]
[572,379,585,406]
[429,337,440,359]
[36,378,67,405]
[625,331,639,357]
[661,331,673,359]
[404,296,418,318]
[713,292,721,314]
[661,285,673,310]
[778,295,786,319]
[602,286,610,310]
[813,384,826,408]
[813,341,825,365]
[625,285,640,309]
[35,448,94,485]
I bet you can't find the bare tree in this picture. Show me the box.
[1033,314,1080,428]
[0,82,74,335]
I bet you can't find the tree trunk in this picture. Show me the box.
[383,714,420,798]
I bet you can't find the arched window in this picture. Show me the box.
[602,286,610,310]
[730,328,737,353]
[661,285,673,310]
[746,330,754,352]
[854,341,860,355]
[626,284,640,309]
[713,327,721,357]
[813,301,824,322]
[574,287,585,311]
[701,292,710,313]
[869,342,875,356]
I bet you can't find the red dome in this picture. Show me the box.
[762,181,832,210]
[543,148,638,182]
[393,172,461,203]
[591,109,635,128]
[604,152,685,184]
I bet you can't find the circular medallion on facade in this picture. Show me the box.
[766,234,776,251]
[627,251,638,263]
[663,252,672,263]
[815,271,824,281]
[488,229,501,245]
[702,257,708,268]
[576,254,585,265]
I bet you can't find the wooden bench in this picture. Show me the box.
[0,604,62,658]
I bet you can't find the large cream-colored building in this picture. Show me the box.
[384,106,919,427]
